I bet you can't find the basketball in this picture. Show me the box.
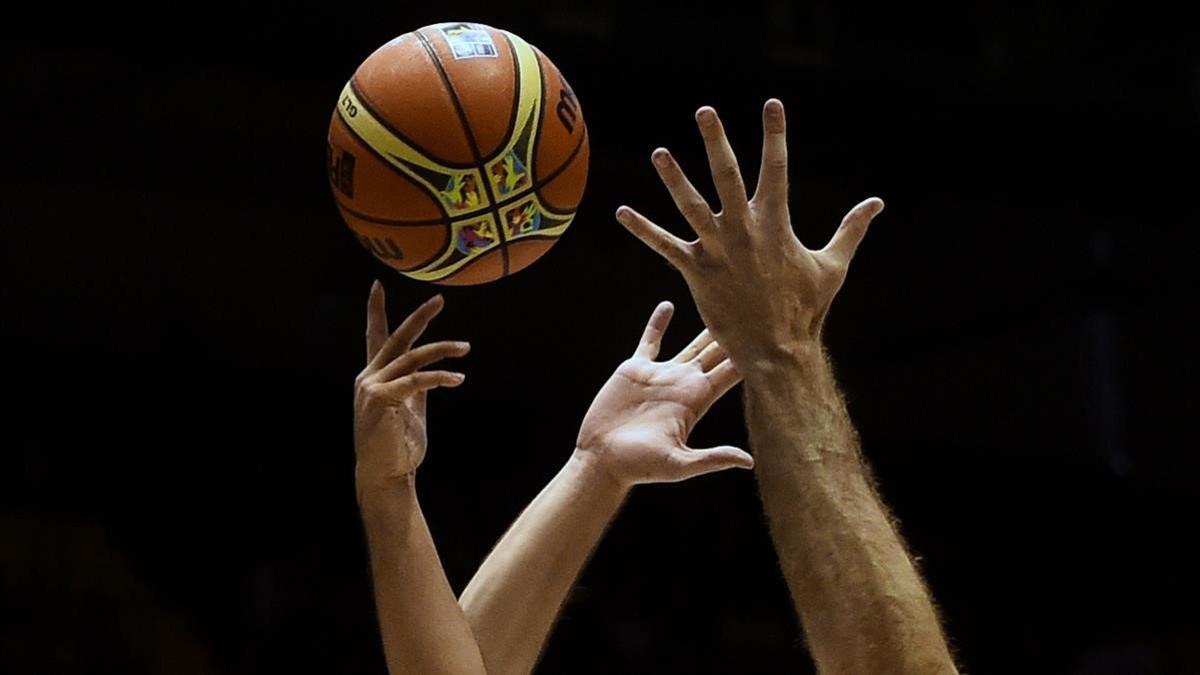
[327,22,589,285]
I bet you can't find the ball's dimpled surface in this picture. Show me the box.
[327,23,588,285]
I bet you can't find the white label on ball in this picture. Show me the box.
[437,23,498,60]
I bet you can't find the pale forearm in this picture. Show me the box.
[745,345,955,675]
[358,478,486,675]
[459,452,627,675]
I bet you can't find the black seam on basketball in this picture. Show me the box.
[531,46,547,191]
[415,29,509,277]
[482,30,522,164]
[430,244,506,284]
[346,220,445,272]
[349,75,475,171]
[332,113,450,222]
[508,233,568,243]
[534,128,589,214]
[334,198,445,227]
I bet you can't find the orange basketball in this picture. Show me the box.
[327,22,589,285]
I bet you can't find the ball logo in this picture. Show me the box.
[327,144,356,198]
[555,76,580,135]
[358,235,404,261]
[438,23,498,60]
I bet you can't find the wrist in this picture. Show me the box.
[739,338,826,384]
[567,448,632,501]
[354,467,416,506]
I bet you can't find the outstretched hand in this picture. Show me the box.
[353,282,470,491]
[575,301,753,487]
[615,99,884,366]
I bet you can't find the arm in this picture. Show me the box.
[459,302,754,675]
[353,282,485,675]
[616,100,957,674]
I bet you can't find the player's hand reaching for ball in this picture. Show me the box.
[353,281,469,496]
[616,100,885,367]
[575,301,753,486]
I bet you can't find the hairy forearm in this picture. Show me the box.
[459,452,627,675]
[743,344,956,675]
[358,477,486,675]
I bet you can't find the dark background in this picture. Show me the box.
[3,2,1198,673]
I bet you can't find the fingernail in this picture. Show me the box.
[450,373,466,384]
[696,107,716,125]
[615,206,631,222]
[458,341,472,352]
[652,148,670,167]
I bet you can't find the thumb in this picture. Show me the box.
[674,445,755,480]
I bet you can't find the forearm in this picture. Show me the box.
[744,344,955,675]
[358,477,486,675]
[459,451,627,675]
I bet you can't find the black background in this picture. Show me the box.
[3,2,1199,673]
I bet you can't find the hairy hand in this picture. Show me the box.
[575,301,753,487]
[353,282,469,491]
[615,99,884,366]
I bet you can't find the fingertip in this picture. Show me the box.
[368,280,384,304]
[764,98,784,116]
[657,300,675,314]
[695,106,717,126]
[447,372,466,386]
[651,147,671,168]
[615,205,632,223]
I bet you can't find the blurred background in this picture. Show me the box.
[3,1,1198,673]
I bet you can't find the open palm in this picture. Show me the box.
[576,302,753,486]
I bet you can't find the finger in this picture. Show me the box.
[674,445,755,480]
[672,328,715,363]
[635,301,675,359]
[615,206,692,269]
[368,294,445,372]
[696,340,728,372]
[365,280,387,363]
[706,358,742,398]
[695,106,751,223]
[376,370,466,398]
[651,148,717,239]
[752,98,788,214]
[374,341,471,383]
[823,197,885,266]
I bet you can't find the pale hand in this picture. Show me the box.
[615,99,885,365]
[575,301,754,487]
[353,282,470,492]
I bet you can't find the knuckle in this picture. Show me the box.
[718,163,743,184]
[683,204,711,224]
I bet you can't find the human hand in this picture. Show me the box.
[575,302,753,488]
[353,282,470,492]
[615,100,884,368]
